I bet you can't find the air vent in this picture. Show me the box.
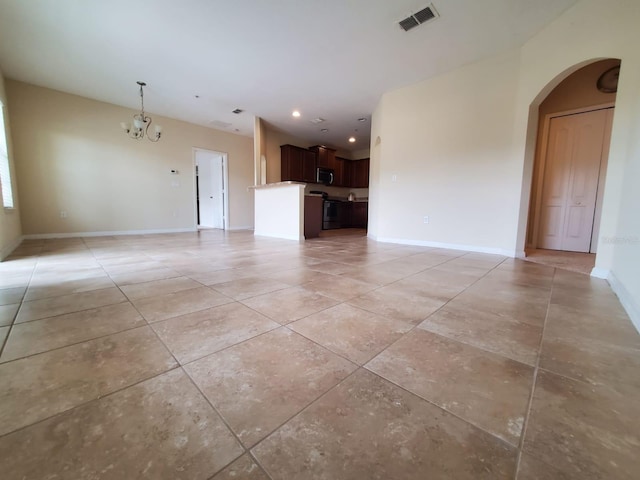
[399,4,439,32]
[232,108,243,114]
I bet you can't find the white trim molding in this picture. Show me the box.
[22,227,197,240]
[372,235,518,257]
[590,267,610,279]
[608,272,640,334]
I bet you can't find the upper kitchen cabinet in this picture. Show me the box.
[352,158,370,188]
[309,145,336,169]
[281,144,317,183]
[339,157,352,187]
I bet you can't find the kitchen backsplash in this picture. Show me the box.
[305,184,369,200]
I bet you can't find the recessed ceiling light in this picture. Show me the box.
[195,95,200,99]
[348,136,356,143]
[357,117,367,122]
[292,110,301,118]
[321,128,329,132]
[232,108,243,114]
[309,117,325,124]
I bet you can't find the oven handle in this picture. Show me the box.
[329,172,334,185]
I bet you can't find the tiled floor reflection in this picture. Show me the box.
[0,230,638,479]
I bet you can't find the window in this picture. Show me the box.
[0,102,14,208]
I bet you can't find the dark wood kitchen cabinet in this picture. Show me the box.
[352,158,370,188]
[281,144,317,183]
[351,202,369,228]
[309,145,336,169]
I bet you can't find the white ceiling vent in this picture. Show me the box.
[399,4,439,32]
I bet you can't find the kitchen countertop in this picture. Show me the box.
[248,181,305,189]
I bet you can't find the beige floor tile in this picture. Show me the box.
[524,370,640,479]
[0,287,26,306]
[132,286,233,322]
[539,334,640,390]
[24,274,115,301]
[120,276,202,300]
[302,275,378,302]
[545,302,639,345]
[109,267,182,286]
[1,303,145,361]
[252,369,517,480]
[0,303,19,326]
[186,328,356,447]
[347,284,447,324]
[153,302,279,364]
[419,302,542,365]
[0,326,177,436]
[289,303,413,365]
[0,273,31,289]
[517,453,574,480]
[265,268,336,286]
[212,454,269,480]
[308,261,356,275]
[397,268,479,299]
[367,329,533,445]
[211,276,292,300]
[16,287,127,323]
[0,326,8,346]
[0,369,243,480]
[454,288,549,327]
[241,286,339,324]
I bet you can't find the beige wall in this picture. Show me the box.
[6,81,254,235]
[369,48,522,255]
[0,69,22,259]
[371,0,640,327]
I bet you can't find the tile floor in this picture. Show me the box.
[0,230,638,479]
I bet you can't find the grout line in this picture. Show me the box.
[0,256,38,357]
[513,267,557,479]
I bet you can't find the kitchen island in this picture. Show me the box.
[250,182,324,241]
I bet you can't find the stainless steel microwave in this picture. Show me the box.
[316,167,334,185]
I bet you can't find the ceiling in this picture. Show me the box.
[0,0,579,152]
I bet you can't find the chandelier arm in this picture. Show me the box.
[144,115,161,142]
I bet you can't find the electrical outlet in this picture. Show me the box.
[423,216,429,224]
[392,174,398,182]
[60,210,67,218]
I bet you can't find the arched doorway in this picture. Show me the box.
[523,58,620,274]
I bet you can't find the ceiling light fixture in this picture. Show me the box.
[321,128,329,132]
[120,81,162,142]
[292,110,301,118]
[358,117,367,122]
[348,136,356,143]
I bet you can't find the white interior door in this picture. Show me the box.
[196,150,224,229]
[538,109,608,252]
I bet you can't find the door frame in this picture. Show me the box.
[529,103,615,251]
[192,147,230,230]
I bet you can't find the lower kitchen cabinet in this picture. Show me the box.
[350,202,368,228]
[342,202,368,229]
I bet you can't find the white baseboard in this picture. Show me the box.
[254,233,302,241]
[22,227,197,240]
[372,236,518,257]
[607,271,640,334]
[0,234,24,261]
[590,267,610,279]
[227,226,254,231]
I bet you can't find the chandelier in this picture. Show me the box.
[120,81,162,142]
